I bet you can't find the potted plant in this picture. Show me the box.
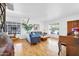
[22,18,34,33]
[22,18,34,42]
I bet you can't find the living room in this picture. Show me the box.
[0,3,79,56]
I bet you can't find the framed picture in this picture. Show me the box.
[33,24,40,30]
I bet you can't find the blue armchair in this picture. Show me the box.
[29,32,41,44]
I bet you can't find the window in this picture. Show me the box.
[6,22,21,35]
[49,22,59,35]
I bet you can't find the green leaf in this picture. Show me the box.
[22,23,33,32]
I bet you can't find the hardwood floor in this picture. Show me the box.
[13,38,66,56]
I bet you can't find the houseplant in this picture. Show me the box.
[22,18,34,33]
[22,18,34,42]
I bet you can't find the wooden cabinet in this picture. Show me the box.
[59,36,79,56]
[58,20,79,56]
[67,20,79,35]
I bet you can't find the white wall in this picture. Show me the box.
[44,3,79,36]
[6,3,79,36]
[6,9,44,39]
[43,14,79,36]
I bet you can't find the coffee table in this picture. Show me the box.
[40,36,49,41]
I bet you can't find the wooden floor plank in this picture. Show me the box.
[13,38,66,56]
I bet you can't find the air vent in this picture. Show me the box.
[6,3,14,11]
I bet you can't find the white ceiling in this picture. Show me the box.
[13,3,47,21]
[10,3,79,21]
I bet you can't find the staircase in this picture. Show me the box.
[0,3,6,32]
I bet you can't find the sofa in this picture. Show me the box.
[26,32,42,44]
